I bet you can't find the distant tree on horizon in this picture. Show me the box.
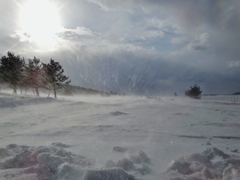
[185,84,202,99]
[0,52,25,94]
[42,59,71,98]
[0,60,3,92]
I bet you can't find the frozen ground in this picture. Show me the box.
[0,93,240,179]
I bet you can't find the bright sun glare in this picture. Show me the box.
[19,0,61,48]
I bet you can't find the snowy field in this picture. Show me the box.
[0,93,240,180]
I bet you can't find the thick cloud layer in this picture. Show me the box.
[0,0,239,94]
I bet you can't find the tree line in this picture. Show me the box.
[0,52,71,98]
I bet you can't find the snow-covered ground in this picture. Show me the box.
[0,93,240,179]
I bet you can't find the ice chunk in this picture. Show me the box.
[37,153,65,180]
[57,163,84,180]
[117,158,135,171]
[31,147,51,161]
[0,148,9,158]
[6,144,30,155]
[167,148,240,180]
[136,164,152,175]
[189,161,205,173]
[167,160,192,175]
[110,111,128,116]
[23,165,38,174]
[3,149,37,169]
[113,146,128,153]
[6,144,18,149]
[222,164,240,180]
[202,147,230,160]
[201,167,212,179]
[51,142,71,148]
[130,151,150,164]
[105,160,117,168]
[231,149,239,153]
[54,148,73,157]
[83,167,135,180]
[185,153,211,167]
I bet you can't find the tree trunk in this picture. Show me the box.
[13,86,17,94]
[35,87,39,96]
[48,89,51,97]
[53,85,57,98]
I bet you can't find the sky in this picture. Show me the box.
[0,0,240,95]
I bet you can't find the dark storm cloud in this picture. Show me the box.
[42,45,238,95]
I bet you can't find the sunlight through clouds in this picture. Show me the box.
[1,0,240,94]
[18,0,62,49]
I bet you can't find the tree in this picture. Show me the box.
[0,52,25,94]
[0,60,3,92]
[24,57,43,96]
[185,84,202,99]
[42,59,71,98]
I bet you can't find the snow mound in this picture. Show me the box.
[167,147,240,180]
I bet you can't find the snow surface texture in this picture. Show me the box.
[0,144,136,180]
[167,147,240,179]
[0,93,240,179]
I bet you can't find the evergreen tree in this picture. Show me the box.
[185,84,202,99]
[0,60,3,92]
[0,52,25,94]
[25,57,43,96]
[42,59,71,98]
